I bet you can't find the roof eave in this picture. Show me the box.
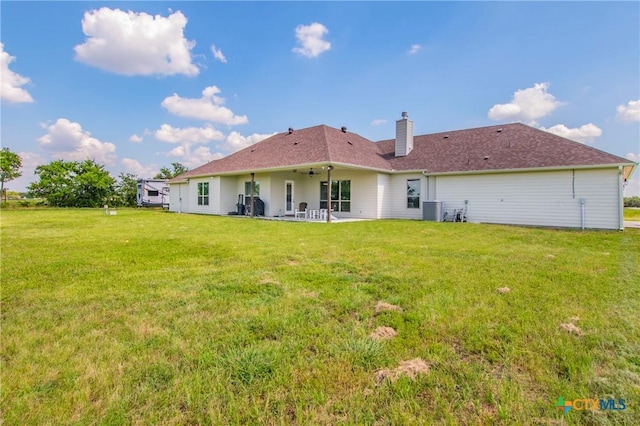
[168,161,393,182]
[623,162,638,181]
[169,162,637,182]
[422,163,637,176]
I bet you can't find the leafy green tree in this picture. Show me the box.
[624,196,640,207]
[28,159,115,207]
[154,162,189,179]
[0,148,22,202]
[115,172,138,207]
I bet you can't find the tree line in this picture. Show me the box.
[0,147,188,207]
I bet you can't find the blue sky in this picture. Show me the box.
[2,1,639,194]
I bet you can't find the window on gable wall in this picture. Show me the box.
[198,182,209,206]
[407,179,420,208]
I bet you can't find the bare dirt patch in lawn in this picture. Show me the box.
[370,326,397,341]
[375,301,402,314]
[560,317,583,336]
[375,358,429,384]
[496,287,511,294]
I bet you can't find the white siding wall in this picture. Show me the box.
[435,168,621,229]
[377,173,391,219]
[574,168,622,229]
[426,176,437,200]
[387,174,424,220]
[299,177,320,211]
[169,183,189,213]
[325,170,378,219]
[220,177,238,214]
[189,178,215,214]
[234,174,272,215]
[268,174,287,217]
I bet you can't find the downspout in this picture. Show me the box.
[580,198,586,230]
[327,166,333,223]
[250,172,255,218]
[618,166,624,230]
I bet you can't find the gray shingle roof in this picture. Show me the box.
[378,123,632,174]
[171,123,634,182]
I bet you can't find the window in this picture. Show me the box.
[244,181,260,199]
[320,180,351,212]
[198,182,209,206]
[407,179,420,208]
[148,190,159,197]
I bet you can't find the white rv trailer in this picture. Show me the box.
[136,179,170,208]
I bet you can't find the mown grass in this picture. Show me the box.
[624,208,640,220]
[2,209,639,425]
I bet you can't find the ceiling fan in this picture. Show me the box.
[292,168,316,177]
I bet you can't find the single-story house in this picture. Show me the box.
[168,113,637,229]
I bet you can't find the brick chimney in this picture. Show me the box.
[395,111,413,157]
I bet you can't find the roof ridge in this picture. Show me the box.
[321,125,334,163]
[376,122,522,143]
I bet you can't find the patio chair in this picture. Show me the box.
[294,202,308,218]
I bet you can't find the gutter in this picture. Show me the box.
[421,163,637,177]
[619,166,624,231]
[168,162,394,181]
[169,161,638,182]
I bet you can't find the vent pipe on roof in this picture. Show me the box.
[395,111,414,157]
[341,126,347,133]
[288,127,294,134]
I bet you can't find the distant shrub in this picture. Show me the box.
[624,197,640,208]
[0,199,47,209]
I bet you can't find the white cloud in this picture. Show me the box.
[408,44,421,55]
[371,119,387,126]
[74,8,198,76]
[161,86,248,125]
[223,131,276,151]
[616,100,640,123]
[38,118,117,165]
[210,44,227,63]
[121,158,158,178]
[0,42,34,103]
[153,124,227,168]
[129,134,143,143]
[292,23,331,58]
[154,124,225,145]
[488,82,562,122]
[165,145,223,168]
[538,123,602,144]
[626,153,639,163]
[171,131,275,167]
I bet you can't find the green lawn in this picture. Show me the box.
[624,208,640,220]
[2,209,639,425]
